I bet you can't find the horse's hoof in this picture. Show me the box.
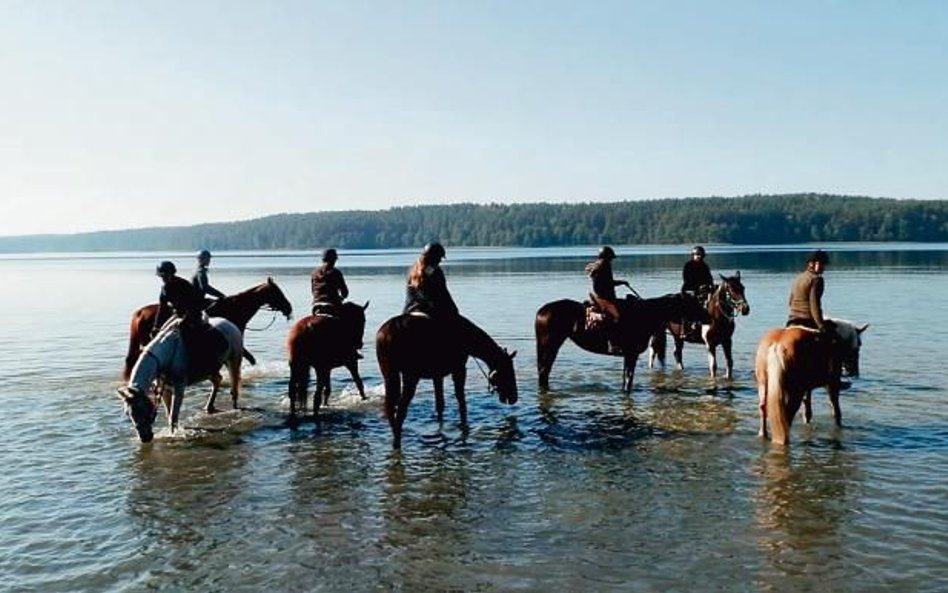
[204,406,217,414]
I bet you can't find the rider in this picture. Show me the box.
[786,249,847,388]
[311,248,361,358]
[403,242,459,319]
[680,245,715,336]
[192,249,226,309]
[584,245,632,353]
[311,248,349,316]
[786,249,834,333]
[152,260,207,339]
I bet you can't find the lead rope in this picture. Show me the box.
[244,310,279,331]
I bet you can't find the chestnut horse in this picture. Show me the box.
[117,317,244,443]
[535,293,707,394]
[376,314,518,449]
[286,301,370,422]
[123,277,292,380]
[756,319,869,445]
[648,273,750,379]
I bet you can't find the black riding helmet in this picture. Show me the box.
[156,260,176,276]
[322,248,338,263]
[423,242,446,260]
[197,249,211,261]
[598,245,616,260]
[807,249,829,265]
[692,245,706,257]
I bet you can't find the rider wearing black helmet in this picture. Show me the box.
[787,249,832,332]
[584,245,632,353]
[403,242,459,318]
[152,260,206,338]
[311,248,349,316]
[192,249,225,305]
[682,245,714,296]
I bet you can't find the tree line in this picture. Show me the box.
[2,193,946,253]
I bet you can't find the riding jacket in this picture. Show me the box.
[311,265,349,312]
[192,265,225,299]
[403,265,459,317]
[787,269,826,330]
[156,275,206,331]
[585,258,622,301]
[681,259,714,294]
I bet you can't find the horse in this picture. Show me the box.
[755,318,869,445]
[116,317,245,443]
[286,301,370,422]
[375,314,518,450]
[648,273,751,379]
[535,292,708,394]
[122,277,293,380]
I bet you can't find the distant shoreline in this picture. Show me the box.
[1,194,946,253]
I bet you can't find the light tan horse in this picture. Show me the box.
[756,319,868,445]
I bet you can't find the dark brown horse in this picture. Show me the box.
[535,292,707,394]
[755,319,868,445]
[648,273,750,379]
[286,301,369,422]
[123,277,292,380]
[376,314,518,449]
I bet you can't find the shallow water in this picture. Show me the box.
[0,245,946,592]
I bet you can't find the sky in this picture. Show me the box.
[1,1,946,237]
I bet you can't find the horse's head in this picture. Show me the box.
[488,349,518,405]
[116,385,157,443]
[831,319,869,377]
[342,301,370,341]
[265,277,294,320]
[719,272,750,316]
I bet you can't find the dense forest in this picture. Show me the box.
[1,194,946,253]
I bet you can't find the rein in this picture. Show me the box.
[244,309,279,331]
[716,284,745,319]
[472,357,494,393]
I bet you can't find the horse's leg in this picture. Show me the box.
[707,344,718,379]
[287,362,304,423]
[314,369,328,416]
[393,375,420,450]
[228,357,242,410]
[722,338,734,381]
[170,383,185,433]
[803,390,813,424]
[827,385,842,427]
[433,376,446,423]
[622,353,638,394]
[673,335,685,371]
[204,371,222,414]
[452,366,468,427]
[535,313,568,391]
[344,360,366,400]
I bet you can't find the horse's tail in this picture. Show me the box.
[766,343,792,445]
[242,347,257,366]
[123,313,143,381]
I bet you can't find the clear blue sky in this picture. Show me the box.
[1,1,945,236]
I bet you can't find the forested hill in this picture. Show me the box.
[2,194,946,253]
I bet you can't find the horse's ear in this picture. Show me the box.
[719,273,727,282]
[508,349,517,360]
[735,270,741,279]
[363,300,370,310]
[857,323,869,334]
[267,276,274,285]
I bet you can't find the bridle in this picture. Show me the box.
[717,281,747,319]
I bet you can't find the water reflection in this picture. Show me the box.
[752,446,864,590]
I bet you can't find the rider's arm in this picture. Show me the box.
[337,271,349,301]
[206,284,226,299]
[809,276,826,330]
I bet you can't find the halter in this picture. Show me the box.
[717,282,746,319]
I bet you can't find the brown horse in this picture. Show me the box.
[648,273,750,379]
[123,277,293,380]
[756,319,869,445]
[376,314,518,450]
[286,301,369,422]
[535,292,708,394]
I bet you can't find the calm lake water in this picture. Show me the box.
[0,244,945,592]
